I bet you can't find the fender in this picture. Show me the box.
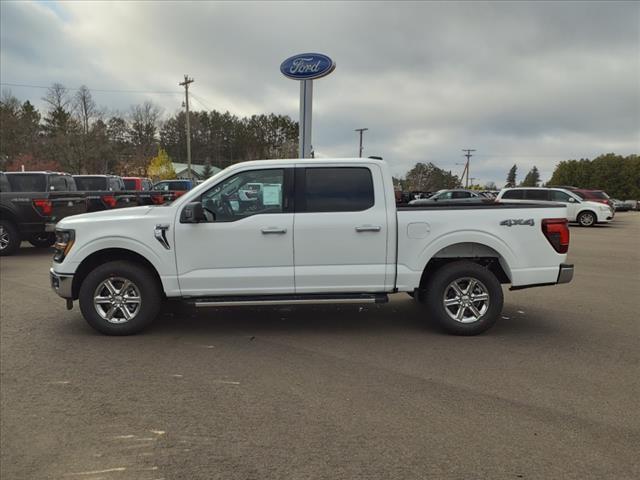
[414,229,517,278]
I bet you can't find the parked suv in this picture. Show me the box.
[496,187,614,227]
[572,189,613,208]
[409,189,487,205]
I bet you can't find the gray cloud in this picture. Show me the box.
[1,0,638,184]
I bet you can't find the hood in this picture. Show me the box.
[583,200,611,209]
[57,205,154,228]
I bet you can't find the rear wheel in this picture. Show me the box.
[0,220,20,256]
[577,211,596,227]
[79,261,161,335]
[28,232,56,248]
[424,261,503,335]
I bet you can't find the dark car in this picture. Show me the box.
[73,175,138,212]
[152,179,194,201]
[0,171,87,255]
[572,189,613,208]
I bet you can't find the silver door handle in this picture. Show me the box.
[355,225,382,232]
[261,227,287,234]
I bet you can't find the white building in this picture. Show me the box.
[172,163,222,180]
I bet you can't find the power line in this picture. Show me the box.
[0,82,181,95]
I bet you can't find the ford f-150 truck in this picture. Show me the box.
[1,171,87,255]
[50,158,573,336]
[73,175,137,212]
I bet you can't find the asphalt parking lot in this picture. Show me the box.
[1,213,638,480]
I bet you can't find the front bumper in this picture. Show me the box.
[50,268,74,299]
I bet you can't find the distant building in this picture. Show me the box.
[172,162,221,180]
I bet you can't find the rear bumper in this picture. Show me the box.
[510,263,574,290]
[557,263,574,284]
[50,268,74,299]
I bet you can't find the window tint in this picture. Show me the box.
[550,190,572,202]
[49,175,68,191]
[524,190,549,201]
[108,178,122,191]
[201,169,285,222]
[303,167,374,212]
[6,174,46,192]
[0,174,11,192]
[501,190,524,199]
[452,191,471,199]
[74,176,107,190]
[436,191,452,200]
[143,180,152,191]
[123,179,136,190]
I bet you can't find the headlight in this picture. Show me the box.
[53,229,75,263]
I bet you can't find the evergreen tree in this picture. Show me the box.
[506,165,517,187]
[521,166,540,187]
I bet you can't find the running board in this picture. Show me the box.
[190,293,389,308]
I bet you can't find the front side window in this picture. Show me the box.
[201,169,285,222]
[550,190,572,202]
[302,167,374,212]
[49,175,68,191]
[436,191,453,200]
[154,182,169,191]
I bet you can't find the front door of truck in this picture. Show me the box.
[174,168,295,296]
[293,165,389,293]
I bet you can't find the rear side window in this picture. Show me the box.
[108,178,122,191]
[74,177,107,190]
[550,190,572,202]
[123,179,136,190]
[501,190,524,200]
[302,167,374,213]
[524,190,549,201]
[452,191,472,199]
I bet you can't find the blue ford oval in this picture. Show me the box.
[280,53,336,80]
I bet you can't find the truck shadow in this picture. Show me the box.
[145,297,559,338]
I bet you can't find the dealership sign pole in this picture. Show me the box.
[280,53,336,158]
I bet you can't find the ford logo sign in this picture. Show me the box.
[280,53,336,80]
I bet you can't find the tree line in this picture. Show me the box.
[0,84,298,176]
[504,154,639,199]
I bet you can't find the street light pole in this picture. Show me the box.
[355,128,368,157]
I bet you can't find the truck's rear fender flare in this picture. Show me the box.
[70,238,168,299]
[414,231,517,286]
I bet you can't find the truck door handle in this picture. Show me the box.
[355,225,382,232]
[261,227,287,234]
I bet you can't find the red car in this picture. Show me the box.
[572,189,613,208]
[122,177,153,191]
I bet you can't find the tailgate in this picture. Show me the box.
[48,192,87,221]
[115,192,138,208]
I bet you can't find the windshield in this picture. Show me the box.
[6,174,46,192]
[74,177,108,190]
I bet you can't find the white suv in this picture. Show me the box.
[496,187,614,227]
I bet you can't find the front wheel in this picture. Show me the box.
[79,261,162,335]
[423,261,503,335]
[28,232,56,248]
[577,211,596,227]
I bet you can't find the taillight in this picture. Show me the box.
[151,194,165,205]
[101,195,117,208]
[33,199,53,216]
[542,218,569,254]
[174,191,186,198]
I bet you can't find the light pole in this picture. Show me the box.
[355,128,368,157]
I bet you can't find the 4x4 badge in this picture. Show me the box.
[500,218,534,227]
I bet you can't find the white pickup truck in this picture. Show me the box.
[50,158,573,336]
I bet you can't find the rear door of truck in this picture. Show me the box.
[293,164,389,293]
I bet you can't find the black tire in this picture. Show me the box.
[28,232,56,248]
[423,261,503,335]
[577,211,596,227]
[0,220,20,256]
[79,261,162,335]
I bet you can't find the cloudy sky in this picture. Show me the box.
[1,1,639,184]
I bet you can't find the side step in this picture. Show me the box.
[189,293,389,308]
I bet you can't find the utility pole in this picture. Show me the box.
[355,128,368,157]
[179,75,194,181]
[462,149,475,188]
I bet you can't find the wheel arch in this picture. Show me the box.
[71,248,164,300]
[418,241,511,289]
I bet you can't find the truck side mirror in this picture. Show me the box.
[180,202,206,223]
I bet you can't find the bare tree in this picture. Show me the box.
[43,83,70,111]
[130,101,161,146]
[74,85,97,135]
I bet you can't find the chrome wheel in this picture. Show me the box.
[0,226,9,251]
[579,212,595,226]
[443,277,490,324]
[93,277,142,324]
